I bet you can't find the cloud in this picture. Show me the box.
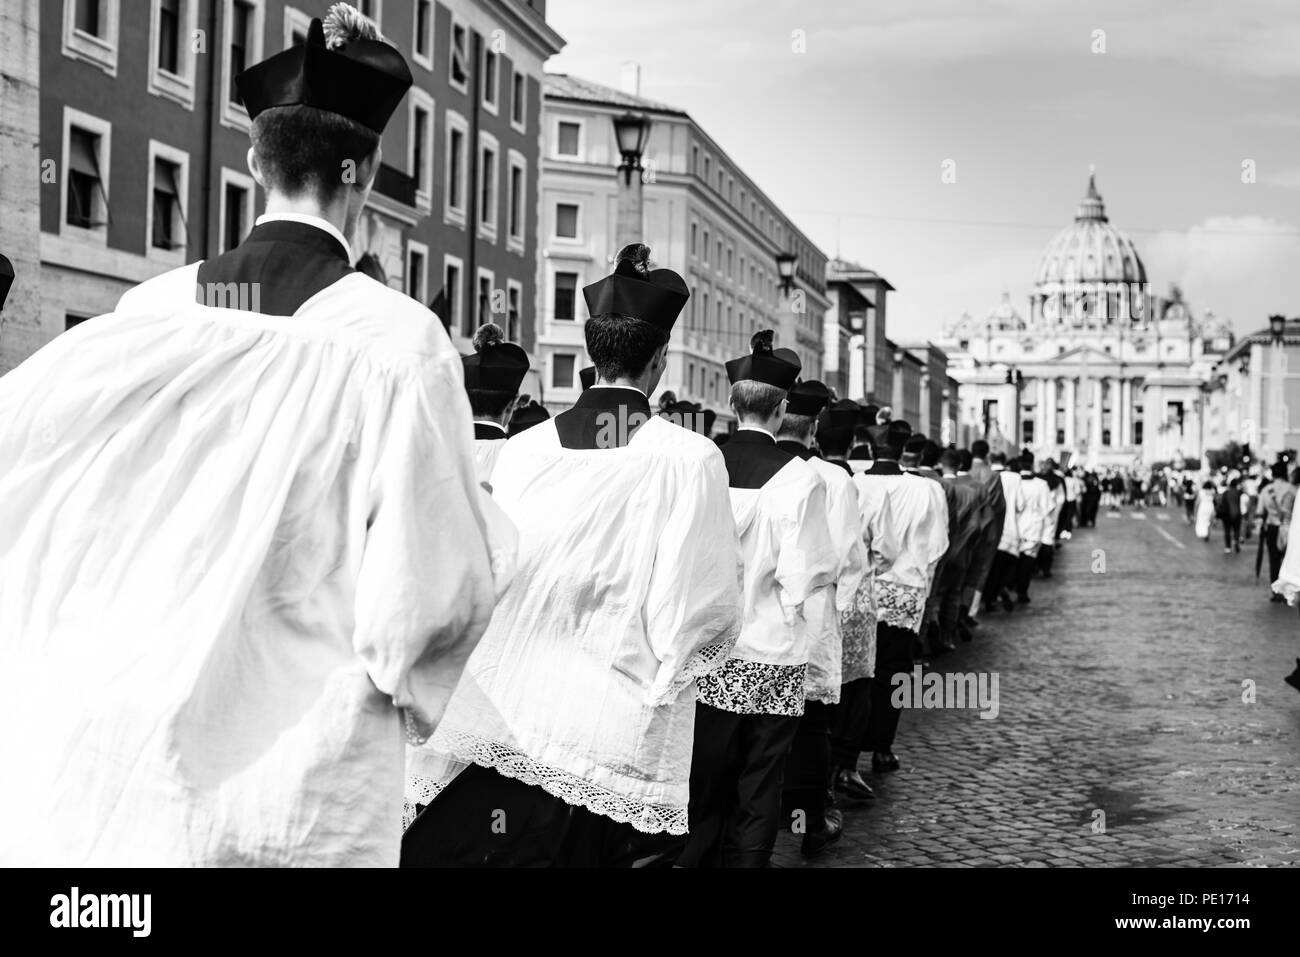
[1143,216,1300,331]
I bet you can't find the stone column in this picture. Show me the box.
[1091,378,1104,451]
[1063,378,1077,447]
[0,0,43,373]
[1043,378,1057,451]
[1120,379,1132,447]
[1110,378,1122,448]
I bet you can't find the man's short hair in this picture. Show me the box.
[731,380,786,420]
[939,447,962,472]
[816,424,853,457]
[957,448,973,471]
[920,439,942,468]
[777,411,817,441]
[585,314,669,381]
[468,390,514,418]
[971,439,990,459]
[250,106,380,201]
[989,451,1007,465]
[1272,461,1289,479]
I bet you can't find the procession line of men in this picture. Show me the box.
[0,5,1077,867]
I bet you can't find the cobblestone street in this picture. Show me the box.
[775,505,1300,868]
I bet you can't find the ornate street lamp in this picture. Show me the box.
[1269,313,1286,344]
[1268,314,1288,458]
[612,112,652,250]
[776,251,797,297]
[612,112,652,185]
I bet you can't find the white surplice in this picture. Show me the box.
[0,264,512,866]
[1016,474,1055,556]
[996,467,1025,554]
[407,416,743,835]
[854,469,950,633]
[802,457,867,703]
[698,459,838,717]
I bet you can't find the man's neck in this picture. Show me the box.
[777,433,811,449]
[263,194,350,237]
[594,377,650,396]
[738,417,782,436]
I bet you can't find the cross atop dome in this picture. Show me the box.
[1076,167,1108,222]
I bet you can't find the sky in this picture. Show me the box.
[545,0,1300,341]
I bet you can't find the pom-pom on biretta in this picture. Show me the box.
[726,328,799,389]
[614,243,653,277]
[323,2,388,48]
[462,323,528,394]
[473,321,505,352]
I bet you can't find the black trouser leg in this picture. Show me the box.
[724,713,801,868]
[782,701,832,835]
[1266,525,1283,581]
[1016,553,1036,597]
[865,623,915,755]
[830,677,872,770]
[678,702,743,868]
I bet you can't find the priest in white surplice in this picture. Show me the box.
[461,322,529,485]
[677,334,838,869]
[0,6,510,867]
[401,244,743,867]
[775,381,866,858]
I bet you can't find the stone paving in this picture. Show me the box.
[774,504,1300,867]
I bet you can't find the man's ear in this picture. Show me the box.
[247,147,266,188]
[358,146,383,191]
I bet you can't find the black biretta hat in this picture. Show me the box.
[462,323,529,394]
[822,398,861,430]
[726,330,800,390]
[235,4,413,135]
[786,380,831,417]
[582,244,690,332]
[509,401,551,437]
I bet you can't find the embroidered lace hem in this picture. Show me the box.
[876,580,926,633]
[401,774,448,830]
[697,658,806,716]
[649,634,737,706]
[436,728,689,835]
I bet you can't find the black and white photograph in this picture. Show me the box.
[0,0,1295,936]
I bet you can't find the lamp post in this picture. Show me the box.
[612,112,652,250]
[1269,313,1287,460]
[1006,366,1024,452]
[776,251,797,297]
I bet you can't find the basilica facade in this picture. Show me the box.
[938,173,1234,468]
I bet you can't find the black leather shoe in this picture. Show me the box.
[833,767,877,800]
[872,751,900,773]
[999,590,1015,612]
[800,813,843,857]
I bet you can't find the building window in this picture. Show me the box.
[222,0,264,131]
[148,143,189,258]
[690,223,698,257]
[506,280,522,341]
[553,272,578,321]
[406,241,428,303]
[703,155,711,184]
[702,230,710,265]
[1023,421,1035,445]
[449,20,469,92]
[510,70,527,132]
[478,133,499,240]
[61,108,111,240]
[412,0,433,69]
[555,119,581,158]
[506,151,526,253]
[409,88,434,210]
[716,240,722,270]
[443,256,465,335]
[64,0,121,75]
[555,202,579,240]
[553,354,576,390]
[700,291,708,333]
[219,167,254,252]
[476,269,494,328]
[481,46,498,113]
[283,5,310,47]
[156,0,180,73]
[444,111,468,225]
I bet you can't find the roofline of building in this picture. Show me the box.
[1219,324,1300,364]
[543,73,828,268]
[500,0,567,58]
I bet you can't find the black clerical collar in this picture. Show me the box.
[729,429,777,448]
[571,387,651,418]
[776,439,813,460]
[474,422,508,440]
[866,460,902,475]
[241,219,352,264]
